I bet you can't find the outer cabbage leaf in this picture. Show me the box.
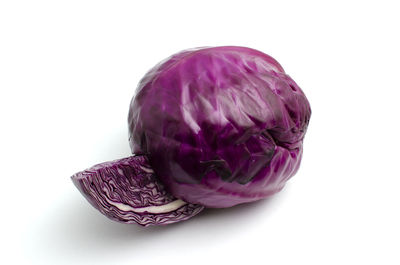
[71,156,204,226]
[128,46,311,208]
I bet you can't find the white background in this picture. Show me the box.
[1,0,399,264]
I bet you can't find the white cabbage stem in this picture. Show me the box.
[104,197,188,214]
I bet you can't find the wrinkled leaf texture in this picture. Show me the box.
[128,46,311,208]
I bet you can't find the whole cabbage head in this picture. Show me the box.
[128,46,311,208]
[72,46,311,226]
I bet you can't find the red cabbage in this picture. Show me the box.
[72,46,311,225]
[128,46,311,208]
[71,156,204,226]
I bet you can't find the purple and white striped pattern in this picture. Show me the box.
[71,156,204,226]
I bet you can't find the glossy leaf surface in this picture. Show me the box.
[128,46,311,207]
